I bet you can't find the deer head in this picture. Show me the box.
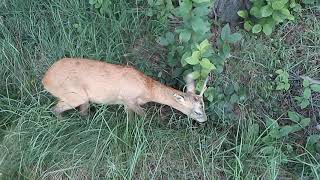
[172,74,208,123]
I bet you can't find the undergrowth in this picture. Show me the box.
[0,0,319,179]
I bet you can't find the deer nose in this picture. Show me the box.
[197,116,207,123]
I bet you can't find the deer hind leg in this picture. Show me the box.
[79,102,90,116]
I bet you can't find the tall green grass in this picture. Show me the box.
[0,0,319,179]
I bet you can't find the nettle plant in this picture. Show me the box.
[295,78,320,109]
[262,111,311,143]
[275,69,290,91]
[158,0,242,103]
[237,0,302,35]
[146,0,174,19]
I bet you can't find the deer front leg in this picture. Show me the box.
[124,101,146,117]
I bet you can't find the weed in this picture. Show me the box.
[237,0,317,35]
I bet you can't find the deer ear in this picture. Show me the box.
[185,73,195,94]
[173,93,185,103]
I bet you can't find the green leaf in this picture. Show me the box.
[252,24,262,33]
[244,21,253,31]
[266,118,279,129]
[303,88,312,99]
[272,0,288,10]
[290,2,297,8]
[263,23,273,35]
[300,99,310,109]
[273,11,287,23]
[207,94,214,102]
[279,126,294,137]
[237,10,248,18]
[179,29,191,42]
[165,32,175,44]
[276,83,285,90]
[192,5,210,16]
[284,83,290,90]
[300,118,311,128]
[191,16,210,35]
[288,111,300,123]
[179,0,193,16]
[190,71,201,79]
[200,68,211,78]
[158,37,169,46]
[181,52,191,66]
[192,0,210,3]
[311,84,320,92]
[280,8,295,20]
[307,135,320,146]
[222,43,230,57]
[221,24,231,41]
[227,33,242,43]
[261,5,273,17]
[89,0,97,5]
[185,51,200,65]
[303,79,310,87]
[292,4,302,12]
[204,87,214,100]
[250,7,262,18]
[167,48,177,67]
[281,8,290,16]
[287,14,295,21]
[198,39,211,54]
[200,58,216,70]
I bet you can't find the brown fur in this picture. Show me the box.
[42,58,207,122]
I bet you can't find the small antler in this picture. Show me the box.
[185,73,195,93]
[199,76,209,96]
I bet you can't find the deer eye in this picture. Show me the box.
[194,111,203,116]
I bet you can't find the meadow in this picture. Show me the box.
[0,0,319,179]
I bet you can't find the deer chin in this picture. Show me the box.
[193,116,207,123]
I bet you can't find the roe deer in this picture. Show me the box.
[42,58,208,122]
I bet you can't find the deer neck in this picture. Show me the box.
[147,80,188,115]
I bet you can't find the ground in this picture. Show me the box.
[0,0,319,179]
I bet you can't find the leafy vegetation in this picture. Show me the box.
[0,0,319,179]
[295,77,320,109]
[237,0,317,35]
[275,69,290,91]
[158,0,242,100]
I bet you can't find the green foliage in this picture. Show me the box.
[295,78,320,109]
[206,81,247,120]
[158,0,242,100]
[146,0,174,20]
[262,111,311,143]
[0,0,319,179]
[275,69,290,91]
[306,134,320,154]
[237,0,307,35]
[89,0,112,14]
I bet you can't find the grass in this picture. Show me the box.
[0,0,319,179]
